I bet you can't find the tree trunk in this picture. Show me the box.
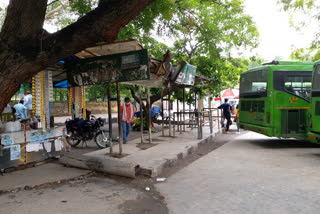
[0,0,157,112]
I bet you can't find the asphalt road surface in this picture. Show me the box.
[2,130,320,214]
[156,131,320,214]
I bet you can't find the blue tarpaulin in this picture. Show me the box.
[54,80,68,88]
[134,106,162,117]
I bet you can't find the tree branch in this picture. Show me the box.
[43,0,157,61]
[45,0,69,19]
[0,0,48,43]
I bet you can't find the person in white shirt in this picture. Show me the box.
[24,91,32,118]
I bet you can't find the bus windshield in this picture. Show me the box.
[274,71,312,101]
[240,70,268,98]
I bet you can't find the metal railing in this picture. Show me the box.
[202,108,221,131]
[173,111,203,139]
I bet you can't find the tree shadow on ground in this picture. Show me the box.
[238,138,320,149]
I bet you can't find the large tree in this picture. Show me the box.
[121,0,258,104]
[0,0,156,111]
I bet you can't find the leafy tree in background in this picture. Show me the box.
[280,0,320,56]
[120,0,259,105]
[289,48,320,62]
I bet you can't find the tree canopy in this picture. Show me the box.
[0,0,157,111]
[280,0,320,48]
[0,0,259,112]
[118,0,259,99]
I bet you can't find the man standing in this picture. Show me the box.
[14,99,27,120]
[218,99,232,132]
[120,97,135,144]
[23,91,32,118]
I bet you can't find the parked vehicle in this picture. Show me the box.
[239,61,313,140]
[307,61,320,143]
[65,115,109,149]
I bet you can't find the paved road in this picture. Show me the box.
[156,131,320,214]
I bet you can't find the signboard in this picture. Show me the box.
[66,49,150,86]
[175,63,196,86]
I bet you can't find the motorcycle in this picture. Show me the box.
[65,115,109,149]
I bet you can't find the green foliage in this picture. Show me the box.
[118,0,259,99]
[0,5,6,29]
[280,0,316,11]
[85,83,131,102]
[69,0,97,17]
[289,47,320,61]
[2,0,260,102]
[279,0,320,48]
[45,0,98,30]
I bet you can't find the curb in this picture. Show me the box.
[137,131,220,177]
[0,171,93,195]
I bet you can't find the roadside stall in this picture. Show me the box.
[0,70,66,170]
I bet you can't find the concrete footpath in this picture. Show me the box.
[85,126,220,177]
[0,124,221,192]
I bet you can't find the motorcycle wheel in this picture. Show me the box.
[66,135,81,147]
[95,130,110,149]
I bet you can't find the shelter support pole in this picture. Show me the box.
[116,83,123,155]
[189,97,191,128]
[200,112,203,139]
[147,88,152,143]
[183,87,185,132]
[218,108,220,130]
[139,86,144,143]
[197,112,200,139]
[195,93,197,111]
[173,112,175,137]
[161,88,164,136]
[107,83,113,154]
[180,112,182,135]
[169,93,172,137]
[177,89,179,132]
[209,110,213,134]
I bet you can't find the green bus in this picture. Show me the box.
[239,61,313,140]
[307,61,320,143]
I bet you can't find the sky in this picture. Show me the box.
[243,0,316,61]
[0,0,316,61]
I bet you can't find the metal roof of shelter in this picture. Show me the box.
[74,39,144,59]
[48,40,203,89]
[50,40,173,87]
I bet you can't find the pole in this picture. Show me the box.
[189,97,191,128]
[161,88,164,136]
[200,112,203,139]
[218,108,220,130]
[107,83,113,154]
[197,112,200,139]
[116,83,122,155]
[180,112,182,135]
[209,110,213,134]
[177,89,179,132]
[173,112,175,137]
[139,86,144,143]
[194,93,197,111]
[169,93,172,137]
[183,87,185,132]
[147,88,152,143]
